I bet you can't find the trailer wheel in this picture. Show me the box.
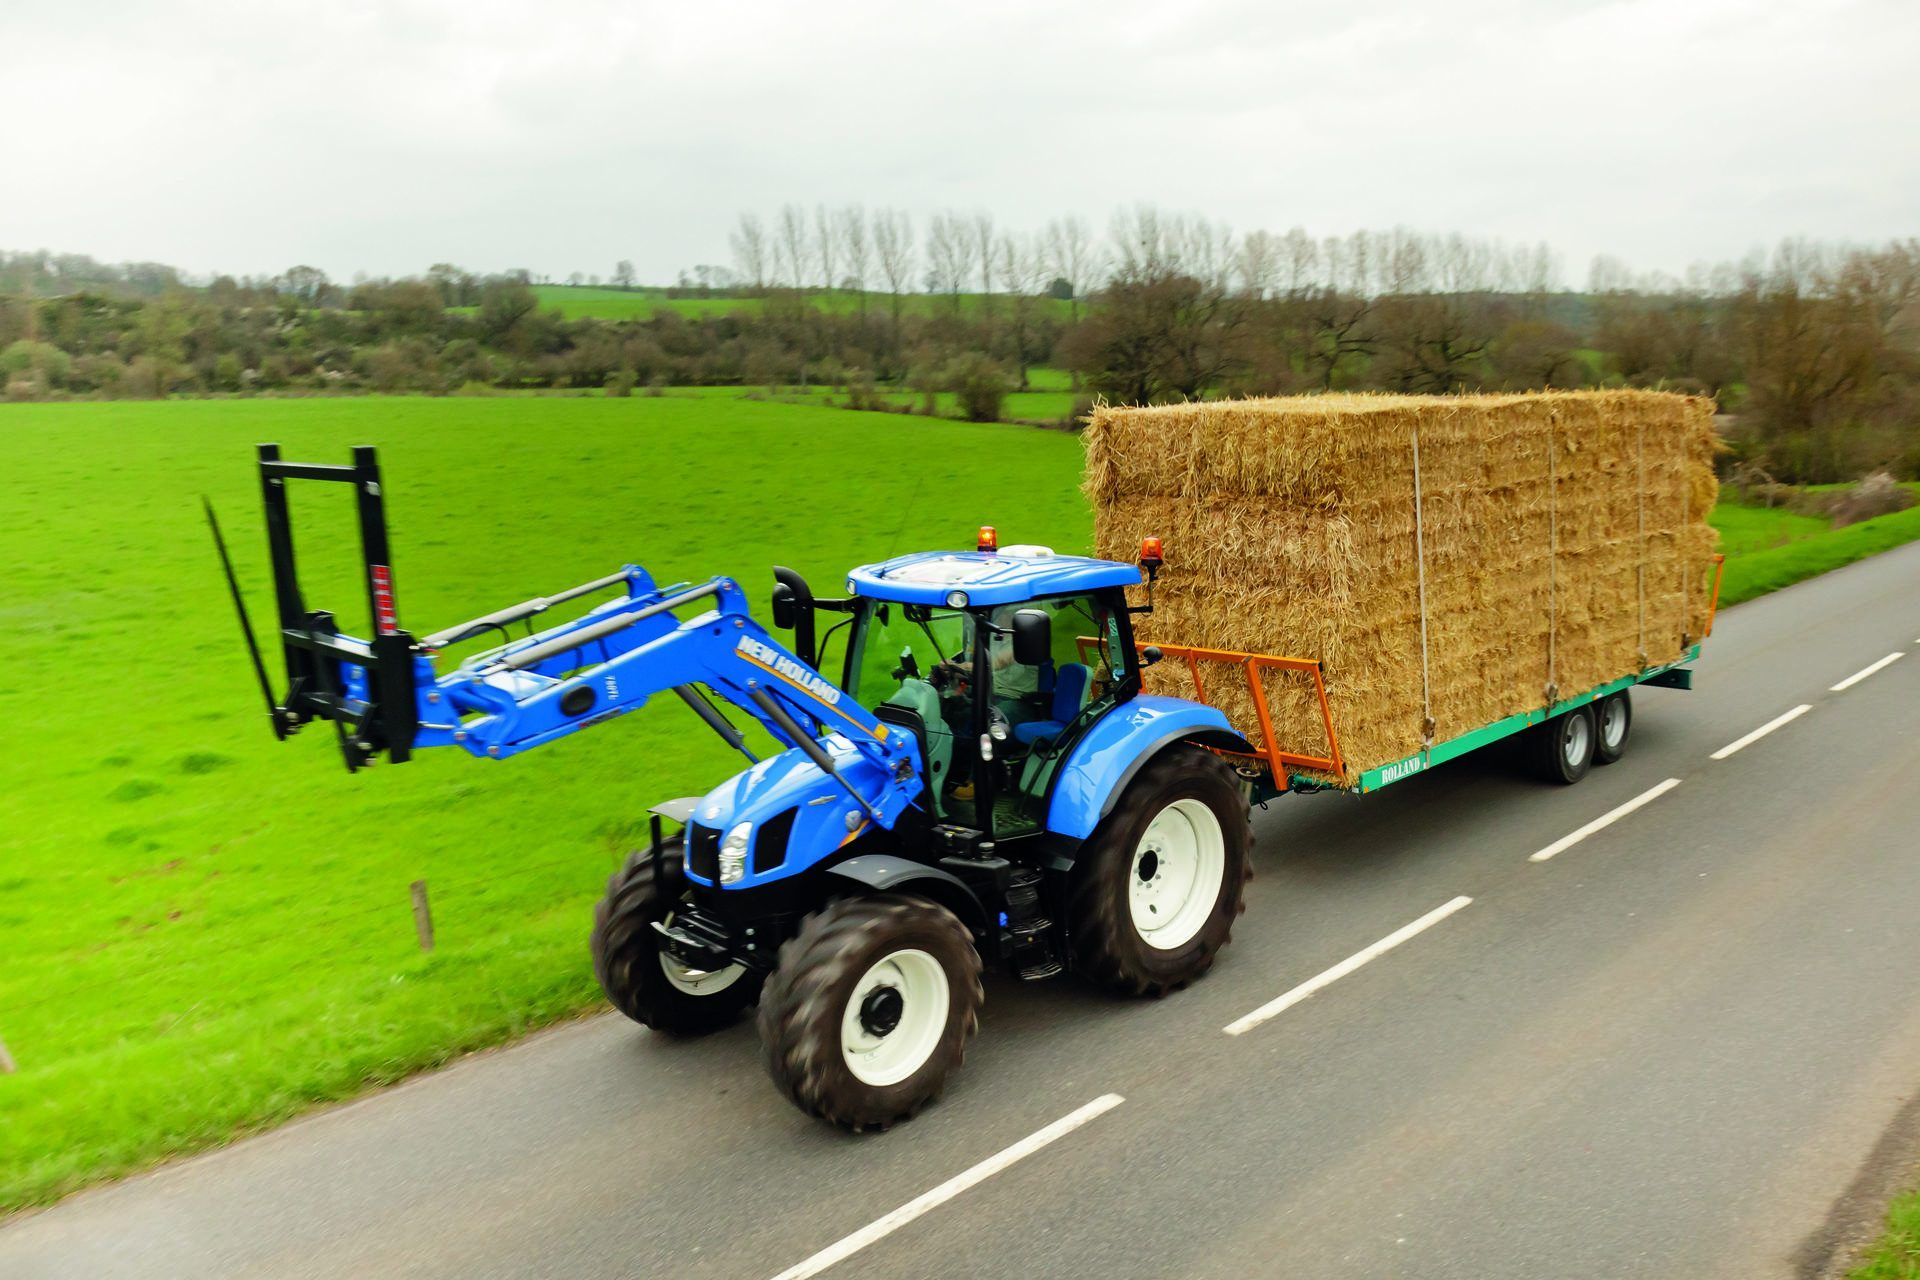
[1594,691,1631,765]
[759,894,983,1131]
[1067,746,1252,997]
[591,840,759,1033]
[1531,705,1597,785]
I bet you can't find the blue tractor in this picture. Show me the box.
[212,446,1258,1128]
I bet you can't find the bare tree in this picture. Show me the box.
[814,204,841,291]
[872,208,915,338]
[1279,228,1318,298]
[1235,229,1278,299]
[926,212,974,309]
[1044,215,1098,322]
[729,213,769,289]
[613,260,636,290]
[839,205,871,306]
[970,212,997,295]
[775,204,808,288]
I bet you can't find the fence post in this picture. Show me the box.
[0,1036,16,1075]
[410,879,435,952]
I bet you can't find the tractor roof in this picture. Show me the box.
[846,547,1141,607]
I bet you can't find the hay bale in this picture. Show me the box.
[1085,391,1719,785]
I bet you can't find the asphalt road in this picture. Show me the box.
[7,543,1920,1280]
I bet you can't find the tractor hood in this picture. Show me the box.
[683,734,896,889]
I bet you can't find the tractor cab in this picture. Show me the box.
[790,529,1147,841]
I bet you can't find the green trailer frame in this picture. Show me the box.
[1300,644,1700,796]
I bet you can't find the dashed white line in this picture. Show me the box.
[1529,778,1682,863]
[1830,652,1905,692]
[1223,896,1473,1037]
[767,1093,1125,1280]
[1710,704,1813,760]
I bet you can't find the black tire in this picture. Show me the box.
[1530,705,1597,785]
[759,894,983,1131]
[1594,690,1632,765]
[590,839,760,1034]
[1066,746,1253,997]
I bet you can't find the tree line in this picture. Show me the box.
[0,212,1915,483]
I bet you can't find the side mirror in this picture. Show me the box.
[771,582,796,630]
[1012,609,1051,667]
[1141,645,1163,668]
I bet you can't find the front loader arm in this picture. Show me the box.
[384,570,924,828]
[215,444,921,828]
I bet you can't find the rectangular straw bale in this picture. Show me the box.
[1084,391,1719,785]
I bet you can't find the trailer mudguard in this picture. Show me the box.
[1045,696,1242,840]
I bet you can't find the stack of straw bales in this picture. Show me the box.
[1084,392,1719,785]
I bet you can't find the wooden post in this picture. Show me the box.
[410,879,435,952]
[0,1036,16,1075]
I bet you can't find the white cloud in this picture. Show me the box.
[2,0,1913,282]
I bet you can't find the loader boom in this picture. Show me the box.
[218,444,924,830]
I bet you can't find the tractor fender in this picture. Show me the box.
[1045,696,1247,840]
[648,796,702,824]
[824,854,989,934]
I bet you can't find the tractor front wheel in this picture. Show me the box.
[591,839,759,1034]
[1067,746,1253,997]
[758,894,983,1130]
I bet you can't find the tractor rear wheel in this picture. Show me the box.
[1066,746,1253,997]
[591,839,759,1033]
[758,894,983,1131]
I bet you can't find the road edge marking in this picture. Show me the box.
[1222,896,1473,1037]
[1710,704,1813,760]
[767,1093,1125,1280]
[1830,652,1905,692]
[1529,778,1681,863]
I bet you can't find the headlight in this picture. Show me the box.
[719,822,752,884]
[945,590,969,608]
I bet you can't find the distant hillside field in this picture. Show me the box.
[523,284,1076,321]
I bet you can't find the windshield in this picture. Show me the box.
[848,601,973,709]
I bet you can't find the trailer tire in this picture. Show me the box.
[1594,690,1631,765]
[759,894,982,1131]
[1066,746,1252,997]
[591,839,759,1034]
[1530,704,1597,785]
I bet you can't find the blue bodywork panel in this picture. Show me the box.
[683,738,880,889]
[1046,695,1237,839]
[848,549,1141,607]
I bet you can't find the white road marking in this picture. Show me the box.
[1830,652,1905,692]
[1529,778,1682,863]
[1222,896,1473,1037]
[1710,704,1813,760]
[767,1094,1125,1280]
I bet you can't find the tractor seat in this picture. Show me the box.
[876,678,954,812]
[1012,662,1091,746]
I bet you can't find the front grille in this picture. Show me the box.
[685,822,720,883]
[753,807,797,876]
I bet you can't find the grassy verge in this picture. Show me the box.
[1716,504,1920,606]
[1851,1189,1920,1278]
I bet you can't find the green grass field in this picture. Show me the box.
[0,396,1089,1211]
[1851,1188,1920,1279]
[4,395,1918,1216]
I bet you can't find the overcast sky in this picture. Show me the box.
[4,0,1915,286]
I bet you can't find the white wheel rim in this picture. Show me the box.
[1562,714,1592,769]
[658,908,745,996]
[1127,798,1226,951]
[1601,699,1627,751]
[841,948,949,1087]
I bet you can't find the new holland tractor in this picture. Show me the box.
[212,445,1257,1128]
